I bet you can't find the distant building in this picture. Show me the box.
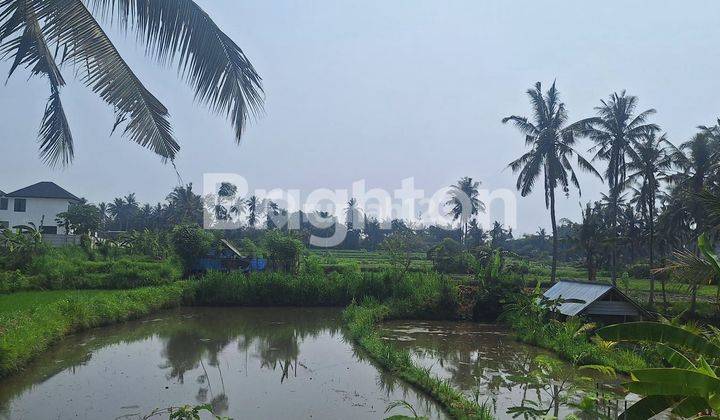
[543,280,650,323]
[0,182,80,235]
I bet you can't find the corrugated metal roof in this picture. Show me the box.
[220,239,244,258]
[7,182,79,201]
[543,280,614,316]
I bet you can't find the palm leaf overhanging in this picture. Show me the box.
[0,0,263,166]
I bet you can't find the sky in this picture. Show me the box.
[2,0,720,234]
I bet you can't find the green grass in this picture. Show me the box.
[343,302,493,419]
[0,290,114,315]
[0,282,191,378]
[0,246,182,293]
[308,249,433,272]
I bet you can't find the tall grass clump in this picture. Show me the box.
[0,282,192,378]
[191,269,460,317]
[343,302,493,419]
[0,246,181,292]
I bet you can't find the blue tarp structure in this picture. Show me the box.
[192,239,267,273]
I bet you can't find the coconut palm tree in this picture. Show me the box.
[670,131,720,239]
[569,202,604,282]
[246,195,264,229]
[0,0,263,166]
[265,201,280,229]
[166,183,203,224]
[344,197,362,231]
[503,81,601,283]
[627,132,676,306]
[97,201,109,230]
[445,177,484,246]
[584,91,659,285]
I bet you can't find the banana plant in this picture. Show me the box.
[595,233,720,419]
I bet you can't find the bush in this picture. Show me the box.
[171,224,213,275]
[263,231,304,273]
[0,228,47,270]
[427,238,475,274]
[474,279,521,321]
[628,263,651,279]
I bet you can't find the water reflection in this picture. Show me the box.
[379,321,629,419]
[0,308,447,419]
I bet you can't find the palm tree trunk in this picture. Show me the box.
[648,198,655,308]
[550,185,558,283]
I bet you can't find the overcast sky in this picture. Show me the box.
[2,0,720,234]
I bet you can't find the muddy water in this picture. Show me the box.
[0,308,446,420]
[380,321,630,419]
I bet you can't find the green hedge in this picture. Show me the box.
[0,282,191,378]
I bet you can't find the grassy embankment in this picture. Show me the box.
[0,282,191,378]
[343,302,493,420]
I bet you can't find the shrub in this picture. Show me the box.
[263,231,303,273]
[627,262,651,279]
[0,228,47,270]
[427,238,475,274]
[171,224,213,275]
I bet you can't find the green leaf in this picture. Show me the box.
[699,233,720,275]
[655,343,695,369]
[672,396,711,417]
[87,0,264,143]
[597,322,720,359]
[627,381,706,398]
[621,395,677,420]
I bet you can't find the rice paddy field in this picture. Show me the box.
[308,249,433,272]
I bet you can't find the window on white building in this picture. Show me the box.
[0,197,7,210]
[13,199,26,212]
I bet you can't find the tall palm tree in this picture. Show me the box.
[107,197,125,230]
[97,202,109,231]
[0,0,263,166]
[503,81,601,282]
[344,198,362,230]
[584,91,658,285]
[627,132,676,306]
[265,200,280,229]
[572,202,603,281]
[445,177,484,246]
[246,195,264,229]
[670,131,720,238]
[166,183,203,224]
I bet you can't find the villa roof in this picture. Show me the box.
[7,182,79,201]
[543,280,649,317]
[0,189,4,196]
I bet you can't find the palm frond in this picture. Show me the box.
[1,0,74,165]
[39,0,179,160]
[88,0,264,142]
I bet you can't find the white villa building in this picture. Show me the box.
[0,182,80,235]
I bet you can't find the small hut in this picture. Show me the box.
[193,239,267,273]
[543,280,650,323]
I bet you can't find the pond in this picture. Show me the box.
[380,320,631,419]
[0,308,446,420]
